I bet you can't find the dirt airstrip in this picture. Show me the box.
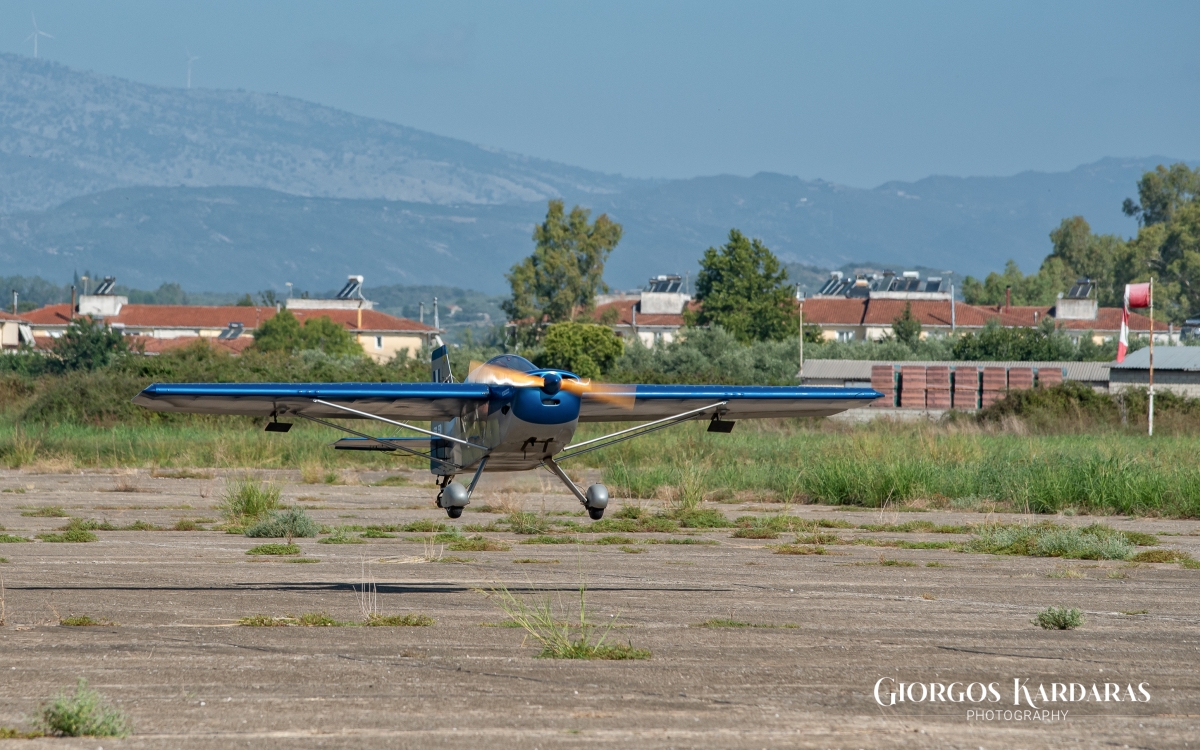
[0,468,1198,749]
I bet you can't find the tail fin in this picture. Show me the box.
[431,345,453,383]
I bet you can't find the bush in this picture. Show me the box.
[245,507,319,541]
[245,543,301,556]
[35,679,131,737]
[966,522,1133,560]
[1033,606,1084,630]
[539,322,624,378]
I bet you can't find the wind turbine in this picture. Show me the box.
[186,49,200,89]
[26,13,53,59]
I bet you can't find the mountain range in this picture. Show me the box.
[0,53,1191,294]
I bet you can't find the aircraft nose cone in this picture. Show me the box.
[541,373,562,395]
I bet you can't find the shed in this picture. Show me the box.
[1109,348,1200,398]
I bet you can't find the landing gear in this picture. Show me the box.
[543,458,609,521]
[438,482,470,519]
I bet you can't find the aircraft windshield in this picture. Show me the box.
[485,354,538,373]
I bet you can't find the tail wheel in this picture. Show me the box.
[446,506,463,519]
[587,507,605,521]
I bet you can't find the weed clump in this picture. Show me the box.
[1033,606,1084,630]
[35,679,131,737]
[246,543,300,556]
[401,519,449,533]
[448,535,510,552]
[506,512,550,535]
[360,528,396,538]
[967,522,1136,560]
[519,535,580,545]
[245,506,319,541]
[732,528,779,539]
[772,544,826,555]
[0,534,30,543]
[172,519,202,531]
[695,618,798,629]
[59,615,114,626]
[1127,549,1192,564]
[366,613,434,626]
[219,477,281,525]
[318,526,365,544]
[38,529,97,543]
[21,506,68,517]
[487,580,649,660]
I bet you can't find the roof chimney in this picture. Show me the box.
[1005,286,1011,312]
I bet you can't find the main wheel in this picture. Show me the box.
[446,506,463,519]
[587,507,605,520]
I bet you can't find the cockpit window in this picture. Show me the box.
[485,354,537,373]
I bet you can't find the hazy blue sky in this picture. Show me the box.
[1,0,1196,187]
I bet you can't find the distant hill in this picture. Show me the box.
[0,52,1193,293]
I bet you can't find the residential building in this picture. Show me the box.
[802,274,1173,344]
[0,311,34,349]
[22,276,439,362]
[593,274,695,347]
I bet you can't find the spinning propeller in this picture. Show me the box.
[467,361,636,409]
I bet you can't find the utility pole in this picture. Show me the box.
[419,302,425,325]
[1149,277,1155,437]
[796,284,804,382]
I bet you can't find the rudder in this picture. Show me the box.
[431,345,453,384]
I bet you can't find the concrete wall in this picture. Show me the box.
[1110,370,1200,398]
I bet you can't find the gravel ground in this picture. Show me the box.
[1,468,1198,748]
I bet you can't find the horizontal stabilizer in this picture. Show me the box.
[332,437,433,452]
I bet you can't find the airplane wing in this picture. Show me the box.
[577,384,881,422]
[132,382,491,421]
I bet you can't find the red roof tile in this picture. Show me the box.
[23,304,436,334]
[0,311,29,322]
[800,298,866,325]
[590,299,693,327]
[129,336,255,355]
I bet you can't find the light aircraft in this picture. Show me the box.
[134,347,880,519]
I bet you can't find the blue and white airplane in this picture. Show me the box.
[134,347,880,519]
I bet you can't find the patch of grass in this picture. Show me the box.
[38,529,98,543]
[921,592,936,600]
[1047,566,1086,579]
[448,535,510,552]
[619,546,644,554]
[925,561,952,567]
[360,528,396,538]
[646,537,719,545]
[514,558,560,564]
[731,527,780,539]
[463,521,505,532]
[366,613,434,626]
[589,516,679,534]
[878,557,918,567]
[520,535,581,545]
[815,518,855,529]
[402,519,449,533]
[1127,549,1192,564]
[121,520,160,531]
[857,521,973,534]
[1033,606,1084,630]
[246,543,300,556]
[486,579,649,660]
[238,614,293,626]
[0,727,43,739]
[1120,530,1159,546]
[1182,558,1200,569]
[245,506,319,541]
[505,511,551,535]
[772,544,826,555]
[318,527,366,544]
[966,522,1135,560]
[297,611,347,626]
[59,615,114,626]
[695,618,798,629]
[1120,609,1149,615]
[371,475,411,486]
[59,518,115,531]
[0,557,8,563]
[172,518,203,531]
[283,558,320,564]
[21,506,68,517]
[0,534,30,543]
[672,508,732,528]
[591,535,636,545]
[434,555,476,563]
[219,477,281,525]
[794,531,844,545]
[2,487,26,494]
[35,678,131,737]
[151,468,212,479]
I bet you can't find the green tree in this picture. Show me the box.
[961,260,1063,306]
[52,316,129,371]
[503,200,623,326]
[1123,163,1200,227]
[539,322,624,379]
[253,309,362,356]
[952,318,1077,361]
[236,294,255,307]
[690,229,798,343]
[891,302,922,346]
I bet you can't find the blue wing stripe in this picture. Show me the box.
[138,382,491,399]
[619,385,881,400]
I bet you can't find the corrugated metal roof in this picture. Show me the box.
[800,359,1111,382]
[1110,347,1200,371]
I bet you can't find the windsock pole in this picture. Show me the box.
[1149,277,1155,437]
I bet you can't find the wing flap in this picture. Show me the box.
[332,437,433,451]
